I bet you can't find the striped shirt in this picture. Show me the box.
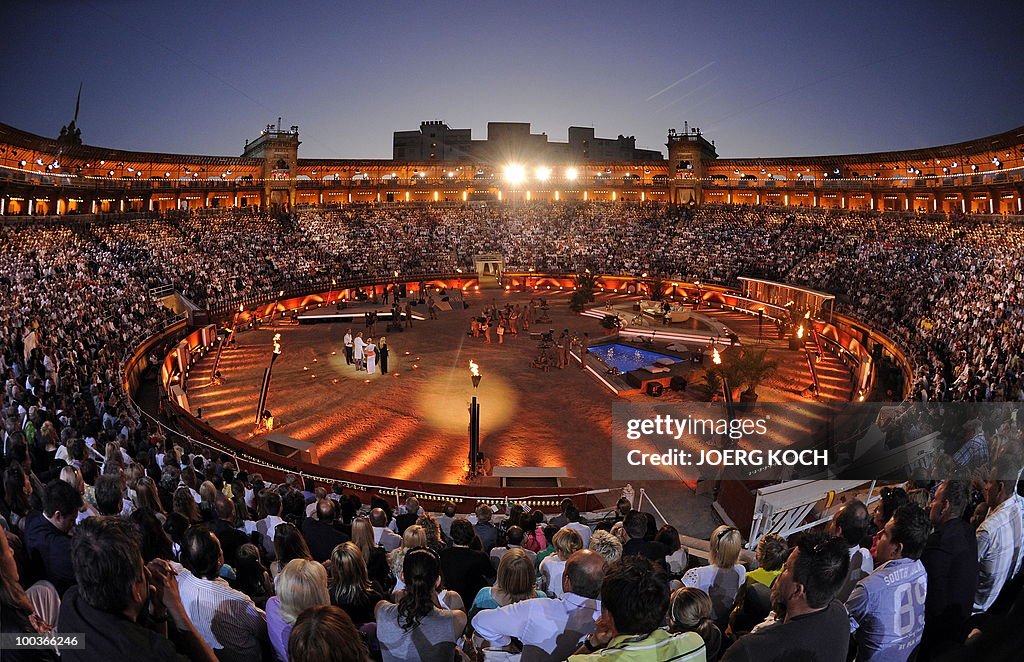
[974,495,1023,613]
[171,562,267,662]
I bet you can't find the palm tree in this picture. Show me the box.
[737,348,779,408]
[571,271,597,312]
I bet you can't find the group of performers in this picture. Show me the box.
[342,328,390,375]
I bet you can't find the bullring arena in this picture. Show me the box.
[2,115,1024,660]
[3,117,1022,512]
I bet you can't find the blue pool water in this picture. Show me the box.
[588,343,679,373]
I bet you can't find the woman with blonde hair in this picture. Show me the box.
[101,441,124,473]
[389,525,427,590]
[199,479,219,507]
[669,587,722,661]
[352,516,395,592]
[173,485,201,523]
[329,541,387,626]
[539,527,583,597]
[132,475,167,522]
[681,525,746,625]
[469,547,545,615]
[266,558,330,661]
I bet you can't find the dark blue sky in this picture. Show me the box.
[2,1,1021,159]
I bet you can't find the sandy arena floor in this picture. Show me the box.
[186,287,845,532]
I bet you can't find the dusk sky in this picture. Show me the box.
[2,1,1021,160]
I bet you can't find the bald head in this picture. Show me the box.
[317,498,336,522]
[563,549,606,599]
[369,508,388,527]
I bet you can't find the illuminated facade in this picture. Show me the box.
[0,121,1021,215]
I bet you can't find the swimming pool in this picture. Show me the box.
[588,343,679,373]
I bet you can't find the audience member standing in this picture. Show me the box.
[846,505,930,662]
[920,481,978,656]
[974,461,1023,613]
[721,532,850,662]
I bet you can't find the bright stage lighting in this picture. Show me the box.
[565,167,579,181]
[503,164,526,185]
[535,166,551,182]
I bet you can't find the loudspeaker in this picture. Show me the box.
[646,382,664,397]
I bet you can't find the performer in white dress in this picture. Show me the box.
[365,338,377,375]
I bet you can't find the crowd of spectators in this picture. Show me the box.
[1,437,1022,661]
[1,200,1023,658]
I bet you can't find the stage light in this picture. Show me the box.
[534,166,551,182]
[565,167,578,181]
[503,164,526,185]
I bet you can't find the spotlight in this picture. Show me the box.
[534,166,551,182]
[503,164,526,185]
[565,167,578,181]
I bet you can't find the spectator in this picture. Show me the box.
[474,549,606,661]
[128,508,174,563]
[682,525,745,624]
[266,558,330,662]
[369,508,402,552]
[23,479,82,594]
[287,605,369,662]
[437,502,457,539]
[570,555,704,660]
[231,542,274,603]
[391,496,422,535]
[668,587,722,661]
[256,490,286,558]
[328,541,387,626]
[974,459,1024,613]
[352,516,394,592]
[728,533,787,635]
[563,505,593,549]
[722,531,850,662]
[0,527,58,662]
[540,527,584,598]
[656,524,689,578]
[490,525,538,568]
[621,510,668,567]
[438,518,493,609]
[870,488,909,559]
[829,499,874,602]
[375,548,467,662]
[846,504,930,662]
[271,522,314,578]
[919,481,978,657]
[473,504,499,553]
[59,516,217,662]
[174,525,268,662]
[588,529,623,563]
[472,547,546,614]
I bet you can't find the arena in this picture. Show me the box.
[2,3,1024,659]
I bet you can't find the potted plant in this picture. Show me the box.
[572,271,597,311]
[600,314,622,335]
[569,289,590,313]
[737,348,778,410]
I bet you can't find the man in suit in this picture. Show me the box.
[302,498,350,562]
